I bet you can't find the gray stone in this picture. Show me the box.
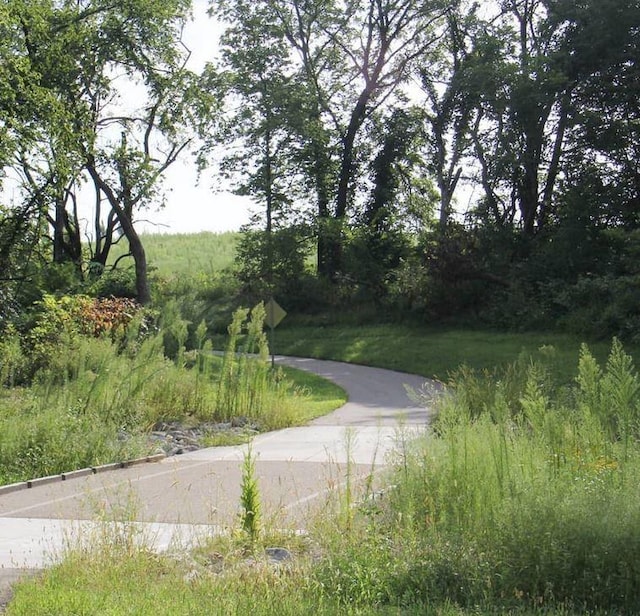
[265,547,293,563]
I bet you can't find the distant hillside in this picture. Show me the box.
[108,231,240,278]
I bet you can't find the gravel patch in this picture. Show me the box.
[147,419,260,456]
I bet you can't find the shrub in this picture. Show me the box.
[235,226,312,304]
[86,264,137,298]
[21,295,142,381]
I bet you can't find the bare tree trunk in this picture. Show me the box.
[85,156,151,304]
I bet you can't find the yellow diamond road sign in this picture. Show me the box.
[265,298,286,329]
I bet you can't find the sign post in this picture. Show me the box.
[264,298,286,368]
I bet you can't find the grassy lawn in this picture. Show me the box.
[272,321,627,384]
[278,365,348,420]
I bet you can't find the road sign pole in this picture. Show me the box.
[264,297,286,370]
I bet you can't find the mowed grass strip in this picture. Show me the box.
[272,322,632,384]
[278,365,347,421]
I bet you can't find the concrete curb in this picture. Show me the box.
[0,453,166,497]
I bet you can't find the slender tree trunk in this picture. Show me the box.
[538,98,569,230]
[52,193,66,264]
[311,129,333,279]
[85,157,151,304]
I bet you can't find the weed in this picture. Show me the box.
[239,446,261,543]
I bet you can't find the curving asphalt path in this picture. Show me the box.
[0,357,437,602]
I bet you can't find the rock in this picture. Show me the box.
[141,419,264,457]
[265,547,293,563]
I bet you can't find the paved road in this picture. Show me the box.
[0,357,435,602]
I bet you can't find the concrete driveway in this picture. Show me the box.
[0,356,436,599]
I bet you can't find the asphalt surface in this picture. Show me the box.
[0,356,436,605]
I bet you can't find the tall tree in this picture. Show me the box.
[550,0,640,230]
[3,0,214,303]
[285,0,450,277]
[459,1,570,234]
[419,1,479,233]
[215,0,450,279]
[211,0,300,237]
[461,0,640,238]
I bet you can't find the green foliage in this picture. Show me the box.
[576,339,640,449]
[8,331,640,614]
[312,339,640,614]
[20,294,143,381]
[239,446,261,542]
[154,268,240,340]
[342,226,412,302]
[216,304,273,424]
[0,335,160,484]
[550,273,640,342]
[159,298,191,361]
[235,227,313,307]
[416,226,500,321]
[24,294,81,377]
[87,266,137,299]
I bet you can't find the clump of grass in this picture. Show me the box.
[214,303,302,430]
[0,325,27,387]
[0,304,344,486]
[239,446,261,542]
[6,547,350,616]
[311,339,640,613]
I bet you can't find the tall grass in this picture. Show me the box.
[0,305,341,485]
[313,339,640,613]
[107,232,240,279]
[215,303,298,428]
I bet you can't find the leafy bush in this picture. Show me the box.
[549,274,640,342]
[235,226,312,305]
[341,226,412,302]
[21,294,143,381]
[87,264,137,298]
[153,270,240,339]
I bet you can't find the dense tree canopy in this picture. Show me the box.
[1,0,215,304]
[1,0,639,337]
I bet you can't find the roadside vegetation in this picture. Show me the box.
[0,295,345,486]
[8,337,640,614]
